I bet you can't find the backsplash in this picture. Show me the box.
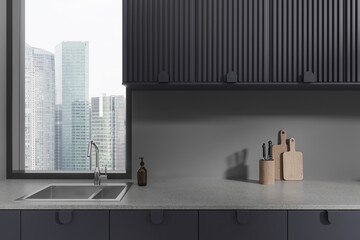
[132,90,360,181]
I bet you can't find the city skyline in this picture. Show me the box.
[25,42,126,172]
[91,95,126,171]
[25,0,124,98]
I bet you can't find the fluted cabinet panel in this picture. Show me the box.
[124,0,360,85]
[196,0,270,83]
[270,0,352,83]
[124,0,196,83]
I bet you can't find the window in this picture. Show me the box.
[8,0,131,178]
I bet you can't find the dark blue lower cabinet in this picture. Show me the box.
[18,209,360,240]
[0,210,20,240]
[289,210,360,240]
[199,210,287,240]
[110,210,198,240]
[21,210,109,240]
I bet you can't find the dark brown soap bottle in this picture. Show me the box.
[137,157,147,186]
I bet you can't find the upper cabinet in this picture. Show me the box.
[124,0,196,84]
[124,0,360,88]
[195,0,270,83]
[271,0,347,83]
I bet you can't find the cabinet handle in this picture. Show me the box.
[236,210,250,225]
[158,71,169,83]
[56,211,73,225]
[303,71,316,83]
[320,210,332,225]
[150,210,164,225]
[226,72,238,83]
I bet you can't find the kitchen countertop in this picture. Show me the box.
[1,177,360,210]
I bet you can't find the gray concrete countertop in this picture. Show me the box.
[1,178,360,209]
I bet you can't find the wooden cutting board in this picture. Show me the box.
[283,138,303,180]
[272,129,289,180]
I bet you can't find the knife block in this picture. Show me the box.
[259,159,275,185]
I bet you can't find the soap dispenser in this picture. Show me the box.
[137,157,147,186]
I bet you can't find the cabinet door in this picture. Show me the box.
[199,210,287,240]
[196,0,271,83]
[289,210,360,240]
[110,210,198,240]
[124,0,196,84]
[0,211,20,240]
[270,0,356,83]
[21,210,109,240]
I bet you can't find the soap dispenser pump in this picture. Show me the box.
[137,157,147,186]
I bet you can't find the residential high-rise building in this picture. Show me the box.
[90,95,126,171]
[25,44,55,170]
[55,41,90,170]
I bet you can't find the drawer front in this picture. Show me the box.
[199,210,287,240]
[289,210,360,240]
[110,210,198,240]
[21,210,109,240]
[0,211,20,240]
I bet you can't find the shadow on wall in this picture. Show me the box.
[133,91,360,123]
[225,149,250,181]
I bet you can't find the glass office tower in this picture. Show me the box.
[90,95,126,171]
[55,41,90,170]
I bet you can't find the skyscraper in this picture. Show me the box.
[54,104,62,170]
[25,44,55,170]
[90,95,126,171]
[55,41,90,170]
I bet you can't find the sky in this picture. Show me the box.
[25,0,126,97]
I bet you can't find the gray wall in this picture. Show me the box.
[132,91,360,181]
[0,0,7,179]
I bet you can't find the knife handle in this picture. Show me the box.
[262,143,266,160]
[268,141,272,159]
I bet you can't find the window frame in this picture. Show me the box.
[6,0,132,179]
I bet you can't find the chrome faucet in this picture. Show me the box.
[87,140,107,185]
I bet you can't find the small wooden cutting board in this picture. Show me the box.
[283,138,303,180]
[272,130,289,180]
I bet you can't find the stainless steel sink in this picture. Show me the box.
[17,183,131,201]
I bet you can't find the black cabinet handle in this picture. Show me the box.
[303,71,316,83]
[158,72,169,83]
[226,72,238,83]
[56,211,73,225]
[236,210,250,225]
[150,210,164,225]
[320,210,332,225]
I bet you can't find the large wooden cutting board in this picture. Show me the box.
[272,130,289,180]
[283,138,303,180]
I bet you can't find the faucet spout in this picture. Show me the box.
[87,141,93,157]
[87,140,102,185]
